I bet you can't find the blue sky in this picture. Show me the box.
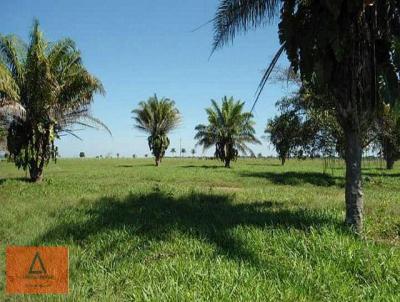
[2,0,293,158]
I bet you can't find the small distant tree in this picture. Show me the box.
[379,106,400,169]
[132,95,181,166]
[117,153,120,158]
[266,111,301,165]
[144,154,148,158]
[132,154,136,158]
[79,152,85,158]
[195,96,260,167]
[170,148,176,157]
[191,148,196,157]
[181,148,186,157]
[257,153,263,158]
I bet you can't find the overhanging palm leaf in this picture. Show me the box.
[212,1,284,115]
[212,0,280,53]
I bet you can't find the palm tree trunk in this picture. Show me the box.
[344,129,363,233]
[155,157,160,166]
[386,159,395,170]
[383,140,395,170]
[29,159,44,182]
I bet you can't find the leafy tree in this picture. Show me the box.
[379,106,400,169]
[378,41,400,169]
[195,96,260,168]
[212,0,400,232]
[132,95,181,166]
[1,21,108,182]
[266,111,301,165]
[181,148,186,157]
[170,148,176,156]
[191,148,196,156]
[79,152,85,158]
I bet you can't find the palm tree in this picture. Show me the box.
[181,148,186,157]
[171,148,176,157]
[195,96,260,168]
[191,148,196,157]
[212,0,400,232]
[132,95,181,166]
[0,20,108,181]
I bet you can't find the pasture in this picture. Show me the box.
[0,158,399,301]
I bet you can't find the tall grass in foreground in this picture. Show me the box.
[0,158,399,301]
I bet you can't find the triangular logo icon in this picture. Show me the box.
[28,251,47,275]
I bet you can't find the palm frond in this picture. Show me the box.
[212,0,280,54]
[251,44,285,114]
[132,95,181,136]
[0,35,26,82]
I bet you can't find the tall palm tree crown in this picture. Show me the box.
[0,20,108,181]
[195,96,260,167]
[132,94,181,166]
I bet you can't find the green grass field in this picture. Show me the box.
[0,158,399,301]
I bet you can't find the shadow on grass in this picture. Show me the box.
[241,171,344,187]
[116,163,155,168]
[37,190,344,266]
[361,167,386,171]
[245,162,283,167]
[181,165,225,169]
[0,177,30,185]
[363,172,400,178]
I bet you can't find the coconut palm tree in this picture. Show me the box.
[0,20,109,181]
[191,148,196,157]
[212,0,400,232]
[132,95,181,166]
[195,96,260,168]
[170,148,176,157]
